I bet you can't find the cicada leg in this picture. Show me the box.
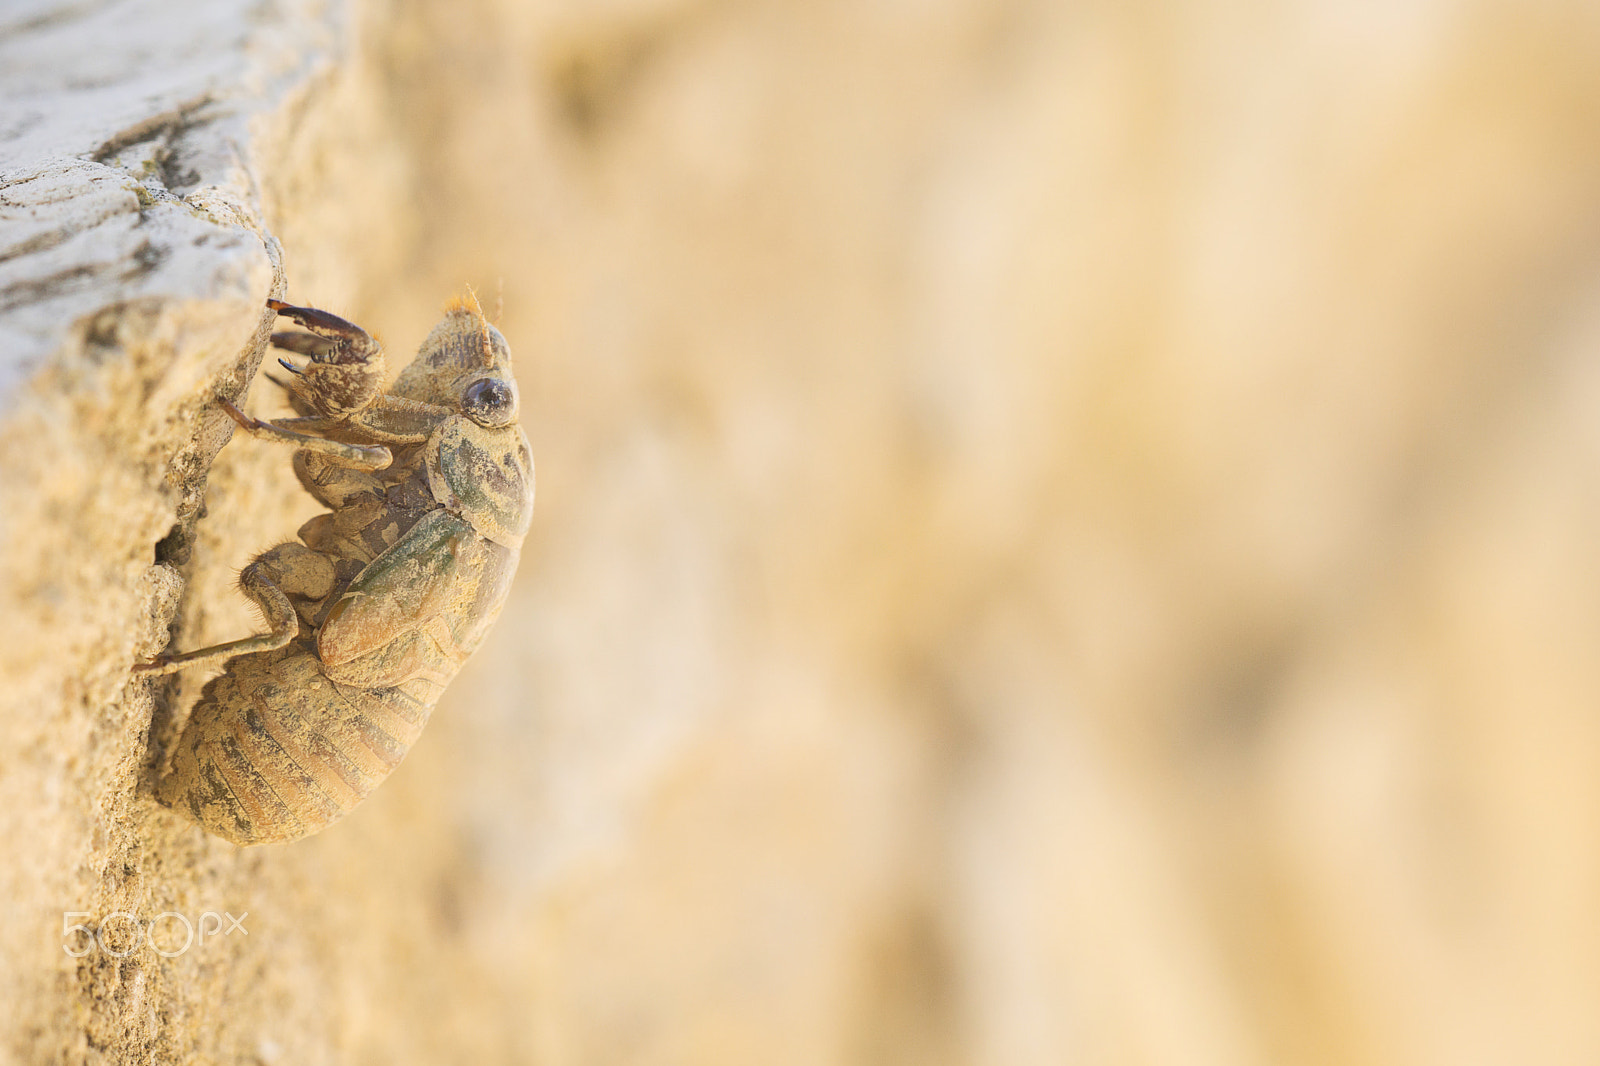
[218,398,392,469]
[134,543,335,675]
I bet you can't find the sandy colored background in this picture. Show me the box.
[5,0,1600,1063]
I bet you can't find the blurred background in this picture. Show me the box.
[125,0,1600,1062]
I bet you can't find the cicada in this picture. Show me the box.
[138,295,534,845]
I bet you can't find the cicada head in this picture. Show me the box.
[390,290,520,428]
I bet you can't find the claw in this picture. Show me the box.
[132,654,176,676]
[271,330,335,360]
[268,301,368,341]
[263,299,387,418]
[266,371,317,417]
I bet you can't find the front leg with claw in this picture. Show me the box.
[268,300,456,443]
[269,299,388,419]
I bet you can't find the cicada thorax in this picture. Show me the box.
[426,417,535,549]
[293,445,437,602]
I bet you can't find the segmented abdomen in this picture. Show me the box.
[157,640,448,845]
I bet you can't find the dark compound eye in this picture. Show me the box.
[462,376,518,428]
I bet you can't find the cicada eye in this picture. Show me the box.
[462,376,518,428]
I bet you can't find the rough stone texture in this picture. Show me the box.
[9,0,1600,1064]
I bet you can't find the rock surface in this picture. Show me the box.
[9,0,1600,1064]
